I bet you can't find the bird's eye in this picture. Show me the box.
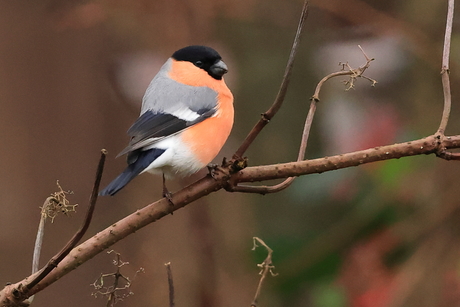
[194,60,203,67]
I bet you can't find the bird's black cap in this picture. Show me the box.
[172,45,227,80]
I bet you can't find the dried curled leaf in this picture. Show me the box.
[40,180,78,223]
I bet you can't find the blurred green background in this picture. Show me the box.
[1,0,460,306]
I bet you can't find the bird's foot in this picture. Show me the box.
[163,191,175,215]
[162,174,174,215]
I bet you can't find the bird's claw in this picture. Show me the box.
[163,191,174,215]
[163,190,175,215]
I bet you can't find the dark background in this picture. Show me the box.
[0,1,460,306]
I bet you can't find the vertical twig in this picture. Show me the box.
[27,199,50,304]
[165,262,175,307]
[32,203,48,275]
[437,0,454,135]
[250,237,277,307]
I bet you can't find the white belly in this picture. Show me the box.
[140,135,205,179]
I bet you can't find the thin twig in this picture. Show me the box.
[233,0,309,160]
[437,151,460,160]
[437,0,454,135]
[27,197,53,305]
[32,200,49,275]
[165,262,175,307]
[24,149,107,292]
[231,47,374,194]
[250,237,277,307]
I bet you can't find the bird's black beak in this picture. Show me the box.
[210,60,228,78]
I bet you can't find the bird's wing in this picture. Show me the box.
[117,83,218,157]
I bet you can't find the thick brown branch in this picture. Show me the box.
[23,173,225,297]
[230,135,459,184]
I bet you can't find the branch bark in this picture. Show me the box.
[231,135,458,184]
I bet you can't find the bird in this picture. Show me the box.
[99,45,234,197]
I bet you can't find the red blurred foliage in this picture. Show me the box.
[440,271,460,307]
[339,230,399,307]
[340,229,460,307]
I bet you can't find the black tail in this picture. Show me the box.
[99,148,165,196]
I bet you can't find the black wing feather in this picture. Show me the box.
[127,111,188,143]
[99,148,166,196]
[117,108,216,157]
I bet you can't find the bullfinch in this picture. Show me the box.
[99,45,234,196]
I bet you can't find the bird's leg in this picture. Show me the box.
[162,173,174,214]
